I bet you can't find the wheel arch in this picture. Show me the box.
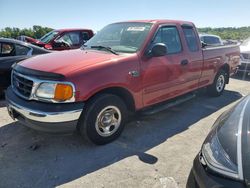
[85,86,136,112]
[220,63,230,84]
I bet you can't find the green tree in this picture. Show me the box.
[0,25,53,39]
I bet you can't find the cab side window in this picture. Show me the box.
[182,27,199,52]
[0,43,15,57]
[57,32,80,47]
[153,26,182,54]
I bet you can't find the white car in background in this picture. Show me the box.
[199,34,224,46]
[239,38,250,75]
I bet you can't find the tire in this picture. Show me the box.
[207,69,227,97]
[78,94,128,145]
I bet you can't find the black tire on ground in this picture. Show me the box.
[207,69,227,97]
[78,94,128,145]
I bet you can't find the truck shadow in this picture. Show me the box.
[0,90,242,188]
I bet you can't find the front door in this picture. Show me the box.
[141,25,188,106]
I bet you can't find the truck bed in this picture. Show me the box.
[201,44,240,82]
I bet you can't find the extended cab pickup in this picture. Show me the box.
[6,20,240,145]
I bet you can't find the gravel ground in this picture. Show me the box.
[0,75,249,188]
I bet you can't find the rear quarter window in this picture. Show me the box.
[182,27,199,52]
[15,44,31,56]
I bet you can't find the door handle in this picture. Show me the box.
[180,59,189,66]
[129,70,140,77]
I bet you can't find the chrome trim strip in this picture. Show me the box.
[8,100,82,123]
[12,70,76,103]
[237,97,250,180]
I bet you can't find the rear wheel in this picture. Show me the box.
[207,70,227,97]
[78,94,128,145]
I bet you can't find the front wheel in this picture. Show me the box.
[207,70,227,97]
[78,94,128,145]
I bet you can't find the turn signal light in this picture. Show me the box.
[54,84,73,101]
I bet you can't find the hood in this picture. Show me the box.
[19,49,128,76]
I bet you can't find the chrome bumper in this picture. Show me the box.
[5,87,84,133]
[7,100,82,123]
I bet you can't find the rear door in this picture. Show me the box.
[180,25,203,90]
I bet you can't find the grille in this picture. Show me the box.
[242,53,250,60]
[12,71,34,98]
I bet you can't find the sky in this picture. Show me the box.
[1,0,250,32]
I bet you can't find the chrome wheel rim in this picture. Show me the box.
[216,75,225,92]
[95,106,121,137]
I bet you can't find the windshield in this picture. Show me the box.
[84,22,152,53]
[40,30,59,43]
[242,37,250,46]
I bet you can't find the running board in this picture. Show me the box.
[140,93,196,116]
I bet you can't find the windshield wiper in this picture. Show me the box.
[90,45,118,55]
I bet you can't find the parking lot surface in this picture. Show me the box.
[0,76,249,188]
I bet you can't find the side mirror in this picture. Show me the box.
[151,43,167,57]
[201,41,208,48]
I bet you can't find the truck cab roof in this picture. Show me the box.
[116,19,194,26]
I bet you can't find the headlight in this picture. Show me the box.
[35,82,74,102]
[202,133,239,179]
[36,82,56,99]
[201,98,249,181]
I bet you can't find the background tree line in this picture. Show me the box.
[0,25,53,39]
[198,27,250,40]
[1,25,250,41]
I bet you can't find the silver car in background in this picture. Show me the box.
[199,34,224,46]
[239,38,250,76]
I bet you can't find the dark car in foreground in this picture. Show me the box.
[0,38,51,95]
[187,95,250,188]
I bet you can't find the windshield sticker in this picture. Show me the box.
[127,27,145,31]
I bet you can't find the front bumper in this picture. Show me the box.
[187,154,245,188]
[5,87,84,133]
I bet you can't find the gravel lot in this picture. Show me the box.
[0,75,249,188]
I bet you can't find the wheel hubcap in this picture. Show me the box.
[216,75,225,92]
[95,106,121,137]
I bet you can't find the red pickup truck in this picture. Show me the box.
[18,28,94,50]
[6,20,240,145]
